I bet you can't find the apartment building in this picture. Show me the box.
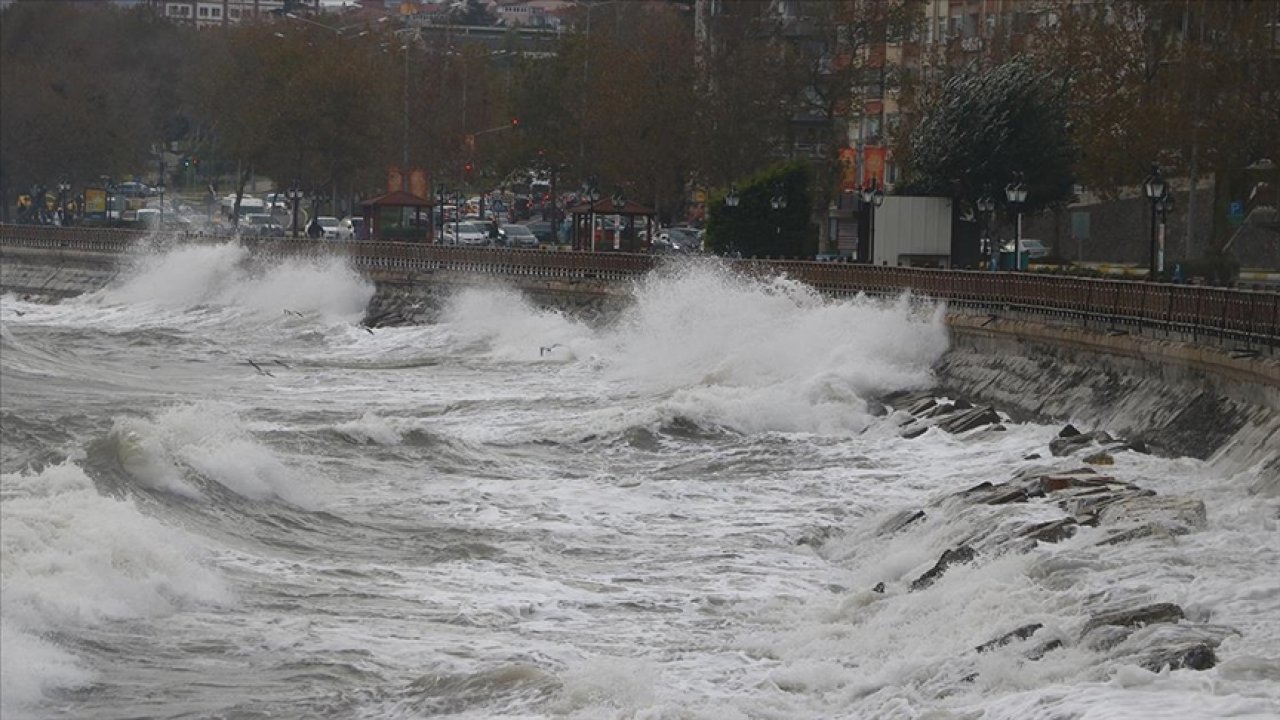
[149,0,287,27]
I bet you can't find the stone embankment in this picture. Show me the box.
[863,390,1245,677]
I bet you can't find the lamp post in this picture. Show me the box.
[436,183,447,243]
[157,182,166,228]
[57,180,71,225]
[976,194,995,270]
[860,178,884,264]
[287,181,304,238]
[1143,164,1168,280]
[770,180,789,248]
[611,186,626,251]
[1157,191,1173,276]
[585,176,601,252]
[1005,171,1028,270]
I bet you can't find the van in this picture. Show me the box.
[1020,239,1049,259]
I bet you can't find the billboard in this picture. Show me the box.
[84,188,108,222]
[862,146,886,187]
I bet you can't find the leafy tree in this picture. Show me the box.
[1029,0,1279,200]
[705,162,813,258]
[900,57,1076,217]
[0,2,194,217]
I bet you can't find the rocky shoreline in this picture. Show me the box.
[855,390,1241,677]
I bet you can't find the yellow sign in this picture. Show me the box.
[85,188,107,214]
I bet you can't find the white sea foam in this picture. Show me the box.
[109,401,321,506]
[0,462,229,717]
[335,411,406,445]
[83,241,373,323]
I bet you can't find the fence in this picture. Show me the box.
[3,224,1276,349]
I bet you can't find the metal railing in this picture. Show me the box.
[3,225,1277,349]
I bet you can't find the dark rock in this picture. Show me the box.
[976,623,1044,653]
[1083,451,1115,465]
[989,424,1007,432]
[872,582,885,594]
[1024,453,1042,460]
[937,407,1001,434]
[1020,517,1079,544]
[1095,523,1174,546]
[1128,440,1150,454]
[877,509,926,536]
[953,398,973,410]
[1081,603,1185,638]
[1135,643,1217,671]
[910,545,977,591]
[907,397,937,416]
[1097,495,1208,532]
[926,402,956,418]
[1058,424,1082,438]
[901,423,929,439]
[1050,433,1094,456]
[1026,638,1064,660]
[984,487,1029,505]
[1090,430,1115,444]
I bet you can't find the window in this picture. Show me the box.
[211,7,220,17]
[199,7,208,17]
[229,8,240,17]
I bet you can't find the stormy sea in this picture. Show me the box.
[2,243,1276,719]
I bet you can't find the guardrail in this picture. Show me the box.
[3,224,1277,350]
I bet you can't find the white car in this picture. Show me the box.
[442,221,489,246]
[316,216,341,240]
[336,217,365,241]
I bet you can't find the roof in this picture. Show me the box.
[361,189,432,207]
[567,198,656,216]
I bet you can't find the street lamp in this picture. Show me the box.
[157,182,166,228]
[582,177,602,252]
[1005,171,1028,270]
[976,194,995,269]
[724,183,740,208]
[1143,164,1169,279]
[770,180,789,244]
[287,181,304,238]
[57,180,71,225]
[860,178,885,264]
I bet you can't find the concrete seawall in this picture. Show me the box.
[3,242,1276,485]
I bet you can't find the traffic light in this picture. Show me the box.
[464,162,474,175]
[192,156,199,167]
[182,156,190,168]
[511,116,520,129]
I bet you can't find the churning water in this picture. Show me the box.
[1,243,1277,719]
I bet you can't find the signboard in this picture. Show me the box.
[862,146,886,187]
[84,188,107,221]
[839,147,858,191]
[1228,201,1245,227]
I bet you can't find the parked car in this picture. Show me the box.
[525,220,554,245]
[499,224,539,248]
[316,216,341,240]
[135,207,162,228]
[442,221,489,246]
[241,213,286,237]
[336,216,365,240]
[1019,238,1049,259]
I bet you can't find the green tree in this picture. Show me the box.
[900,58,1076,217]
[705,162,813,258]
